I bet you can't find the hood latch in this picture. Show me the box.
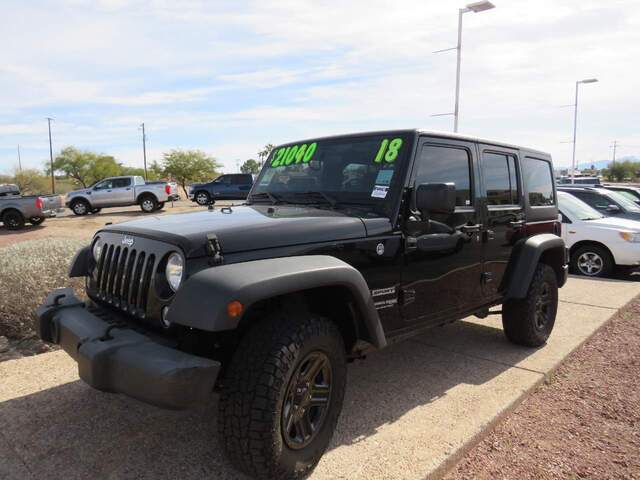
[206,233,224,265]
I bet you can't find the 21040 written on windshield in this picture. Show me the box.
[269,138,404,168]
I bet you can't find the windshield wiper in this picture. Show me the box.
[292,191,338,209]
[248,192,282,205]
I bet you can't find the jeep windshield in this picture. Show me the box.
[249,133,411,216]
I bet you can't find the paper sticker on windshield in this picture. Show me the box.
[371,185,389,199]
[375,169,394,186]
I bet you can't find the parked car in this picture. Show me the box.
[0,184,62,230]
[558,186,640,221]
[601,184,640,206]
[558,191,640,277]
[66,176,178,215]
[38,129,567,479]
[556,175,600,185]
[189,173,254,205]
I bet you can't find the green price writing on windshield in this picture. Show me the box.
[271,142,318,167]
[374,137,403,163]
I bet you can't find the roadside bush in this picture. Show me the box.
[0,239,86,355]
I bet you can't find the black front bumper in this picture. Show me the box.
[36,288,220,410]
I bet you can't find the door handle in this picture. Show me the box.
[509,220,526,228]
[126,187,131,190]
[460,223,482,234]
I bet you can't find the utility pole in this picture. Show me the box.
[570,78,598,183]
[47,117,55,194]
[140,122,148,180]
[611,140,618,165]
[17,145,22,172]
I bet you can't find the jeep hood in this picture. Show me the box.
[100,205,368,258]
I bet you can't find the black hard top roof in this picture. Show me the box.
[275,128,550,157]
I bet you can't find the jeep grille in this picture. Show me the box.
[95,243,156,316]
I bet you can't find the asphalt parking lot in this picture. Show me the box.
[1,275,638,480]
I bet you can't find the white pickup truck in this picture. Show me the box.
[65,176,178,215]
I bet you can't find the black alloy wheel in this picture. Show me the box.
[281,351,333,450]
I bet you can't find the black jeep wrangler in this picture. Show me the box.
[37,129,568,479]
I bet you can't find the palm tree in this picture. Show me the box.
[258,144,275,167]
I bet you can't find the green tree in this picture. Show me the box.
[258,144,275,166]
[147,160,165,181]
[240,158,260,174]
[161,149,222,195]
[51,147,121,187]
[13,168,49,194]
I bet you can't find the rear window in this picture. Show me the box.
[522,157,554,206]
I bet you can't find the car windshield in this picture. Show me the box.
[250,133,411,216]
[558,192,604,221]
[605,189,640,212]
[613,190,640,203]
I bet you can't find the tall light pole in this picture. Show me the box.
[47,117,55,194]
[17,144,22,172]
[140,122,148,180]
[570,78,598,183]
[433,1,495,132]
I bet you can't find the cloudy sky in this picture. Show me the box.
[1,0,639,174]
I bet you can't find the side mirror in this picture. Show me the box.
[606,204,621,213]
[416,183,456,216]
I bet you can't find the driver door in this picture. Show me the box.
[399,138,485,328]
[91,179,115,206]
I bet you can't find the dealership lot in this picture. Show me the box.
[1,275,637,480]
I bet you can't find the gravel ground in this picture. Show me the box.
[0,239,85,360]
[444,296,640,480]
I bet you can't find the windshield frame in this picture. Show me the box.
[249,131,416,220]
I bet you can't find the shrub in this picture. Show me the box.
[0,239,86,353]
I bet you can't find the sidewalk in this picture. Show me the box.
[1,276,638,480]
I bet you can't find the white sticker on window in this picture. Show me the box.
[371,185,389,198]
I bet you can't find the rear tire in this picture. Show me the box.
[219,311,347,480]
[139,195,158,213]
[571,244,613,277]
[502,263,558,347]
[195,191,211,206]
[29,217,45,225]
[2,210,25,230]
[70,199,90,216]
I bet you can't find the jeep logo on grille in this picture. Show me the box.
[122,236,135,247]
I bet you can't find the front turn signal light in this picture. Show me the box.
[227,300,243,318]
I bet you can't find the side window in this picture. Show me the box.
[481,152,519,205]
[113,178,131,188]
[415,145,472,207]
[94,179,113,190]
[572,192,599,209]
[522,157,554,206]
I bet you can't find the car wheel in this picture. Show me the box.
[195,191,211,206]
[502,263,558,347]
[219,312,346,479]
[571,245,613,277]
[29,217,45,225]
[70,199,90,216]
[2,210,25,230]
[139,196,158,213]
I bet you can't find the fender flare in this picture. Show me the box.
[166,255,387,349]
[136,192,158,204]
[505,234,568,299]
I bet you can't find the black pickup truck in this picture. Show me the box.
[38,129,567,479]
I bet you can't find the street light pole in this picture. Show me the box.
[17,145,22,172]
[433,1,495,132]
[47,117,55,194]
[140,122,148,180]
[570,78,598,184]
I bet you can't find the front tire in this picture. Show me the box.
[502,263,558,347]
[219,312,347,479]
[139,195,158,213]
[571,244,613,277]
[195,190,211,206]
[2,210,25,230]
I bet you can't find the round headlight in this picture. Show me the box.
[92,238,103,261]
[165,252,184,292]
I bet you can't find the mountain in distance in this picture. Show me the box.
[577,156,639,170]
